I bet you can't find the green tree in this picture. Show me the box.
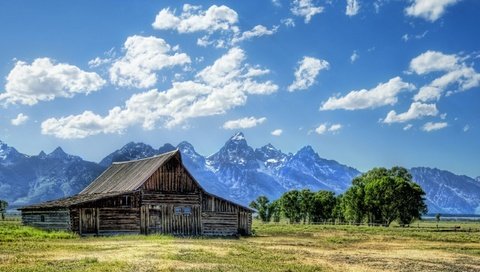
[0,200,8,220]
[343,166,427,226]
[280,190,302,224]
[269,200,282,223]
[249,195,272,223]
[332,194,345,223]
[311,190,336,222]
[299,189,314,223]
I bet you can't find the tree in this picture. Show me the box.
[299,189,314,223]
[280,190,303,224]
[0,200,8,220]
[332,194,345,223]
[249,196,272,223]
[311,190,336,222]
[269,200,282,223]
[342,167,427,226]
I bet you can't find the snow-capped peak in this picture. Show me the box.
[230,132,245,141]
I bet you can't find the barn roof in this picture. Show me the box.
[80,150,178,195]
[18,192,127,210]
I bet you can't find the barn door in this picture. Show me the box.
[80,208,97,234]
[149,207,163,234]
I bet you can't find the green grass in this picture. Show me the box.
[1,220,479,271]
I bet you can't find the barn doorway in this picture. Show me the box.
[80,208,97,234]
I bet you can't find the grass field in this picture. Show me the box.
[1,220,479,272]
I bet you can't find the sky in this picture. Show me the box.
[0,0,479,177]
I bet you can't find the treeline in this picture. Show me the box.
[250,166,427,226]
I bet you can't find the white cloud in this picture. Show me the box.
[232,25,278,44]
[383,102,438,123]
[223,116,266,130]
[405,0,460,22]
[315,124,327,134]
[88,57,112,68]
[422,121,448,132]
[281,18,296,27]
[0,58,105,106]
[291,0,324,23]
[411,51,480,102]
[272,0,282,7]
[288,56,329,92]
[41,48,278,139]
[271,129,283,136]
[350,51,359,63]
[11,113,29,126]
[402,31,428,42]
[346,0,360,16]
[328,123,343,132]
[321,77,415,111]
[315,123,342,135]
[152,4,238,33]
[109,35,191,89]
[463,124,470,132]
[409,50,459,75]
[403,124,413,130]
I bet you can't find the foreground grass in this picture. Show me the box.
[0,221,479,271]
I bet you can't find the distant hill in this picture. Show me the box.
[1,134,479,214]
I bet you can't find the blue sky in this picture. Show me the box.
[0,0,479,177]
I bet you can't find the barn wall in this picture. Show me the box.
[201,194,252,236]
[140,191,201,235]
[21,209,71,231]
[71,193,141,235]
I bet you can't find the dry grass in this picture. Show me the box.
[1,220,479,271]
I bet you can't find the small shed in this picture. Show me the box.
[19,150,253,236]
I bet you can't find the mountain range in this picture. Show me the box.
[1,133,479,214]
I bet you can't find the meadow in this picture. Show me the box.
[1,220,479,272]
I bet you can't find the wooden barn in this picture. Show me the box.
[19,150,253,236]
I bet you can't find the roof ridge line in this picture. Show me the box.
[112,149,179,164]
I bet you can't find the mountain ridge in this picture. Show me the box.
[0,134,479,214]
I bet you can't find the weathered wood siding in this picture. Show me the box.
[70,193,141,235]
[142,158,199,193]
[98,207,140,234]
[21,209,70,231]
[141,204,201,235]
[201,193,252,236]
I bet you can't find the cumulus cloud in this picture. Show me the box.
[0,58,105,106]
[11,113,29,126]
[383,102,438,123]
[109,35,191,89]
[223,116,266,130]
[422,121,448,132]
[291,0,324,23]
[405,0,460,22]
[409,50,459,75]
[315,123,342,135]
[152,4,238,33]
[288,56,329,92]
[271,129,283,136]
[232,25,278,44]
[41,48,278,139]
[403,124,413,130]
[346,0,360,16]
[320,77,415,111]
[410,51,480,102]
